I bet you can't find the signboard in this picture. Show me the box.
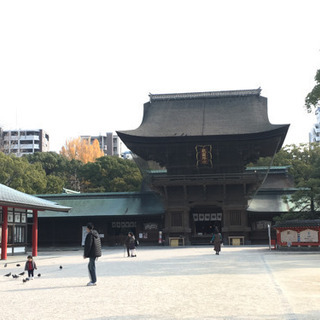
[144,223,158,230]
[14,213,20,223]
[281,230,298,243]
[8,213,13,223]
[195,145,213,168]
[112,221,136,228]
[192,213,222,221]
[300,229,318,242]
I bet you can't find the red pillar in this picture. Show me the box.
[32,210,38,257]
[1,206,8,260]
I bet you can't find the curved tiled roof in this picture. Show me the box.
[0,183,71,212]
[274,219,320,228]
[118,89,289,138]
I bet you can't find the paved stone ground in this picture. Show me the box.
[0,246,319,320]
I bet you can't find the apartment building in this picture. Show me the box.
[81,132,123,157]
[309,107,320,143]
[2,129,49,156]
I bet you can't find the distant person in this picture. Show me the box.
[210,227,222,255]
[24,255,37,279]
[124,232,131,257]
[128,231,137,257]
[84,222,102,286]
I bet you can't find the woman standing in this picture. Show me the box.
[210,227,222,255]
[128,232,137,257]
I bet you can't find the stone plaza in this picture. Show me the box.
[1,246,319,320]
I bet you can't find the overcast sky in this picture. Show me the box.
[1,0,319,152]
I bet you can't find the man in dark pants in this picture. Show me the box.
[84,222,102,286]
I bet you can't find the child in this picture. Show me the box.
[24,255,37,279]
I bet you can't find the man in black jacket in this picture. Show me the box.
[84,222,102,286]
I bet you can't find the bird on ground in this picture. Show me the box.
[4,263,7,267]
[59,266,63,269]
[16,264,20,267]
[4,272,11,277]
[37,273,41,277]
[12,274,19,279]
[22,278,27,283]
[18,272,25,276]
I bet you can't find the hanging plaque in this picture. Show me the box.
[195,145,213,168]
[8,212,13,222]
[211,213,217,221]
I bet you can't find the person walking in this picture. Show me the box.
[24,255,37,279]
[128,232,137,257]
[210,227,222,255]
[84,222,102,286]
[124,232,131,257]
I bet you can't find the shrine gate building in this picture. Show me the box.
[117,89,289,245]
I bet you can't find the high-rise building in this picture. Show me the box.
[2,129,49,156]
[81,132,123,157]
[309,107,320,143]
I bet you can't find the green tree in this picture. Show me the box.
[80,156,142,192]
[0,152,47,194]
[26,152,70,177]
[305,69,320,112]
[251,143,320,220]
[26,152,83,193]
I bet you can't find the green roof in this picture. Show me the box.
[0,183,70,212]
[37,192,164,218]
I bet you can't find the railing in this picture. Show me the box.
[151,172,264,184]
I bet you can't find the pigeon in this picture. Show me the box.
[18,272,25,276]
[4,263,7,268]
[22,278,27,283]
[12,274,19,279]
[16,264,20,267]
[37,273,41,277]
[4,272,11,277]
[59,266,63,269]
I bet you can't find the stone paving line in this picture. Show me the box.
[0,246,319,320]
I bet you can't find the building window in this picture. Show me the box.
[230,210,241,226]
[14,226,26,243]
[171,212,183,227]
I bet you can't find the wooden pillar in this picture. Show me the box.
[1,206,8,260]
[32,210,38,257]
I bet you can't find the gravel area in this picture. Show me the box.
[1,246,319,320]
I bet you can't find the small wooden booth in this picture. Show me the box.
[0,183,70,260]
[274,219,320,249]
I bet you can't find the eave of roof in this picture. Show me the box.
[274,219,320,228]
[149,88,262,101]
[0,183,71,212]
[37,192,164,217]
